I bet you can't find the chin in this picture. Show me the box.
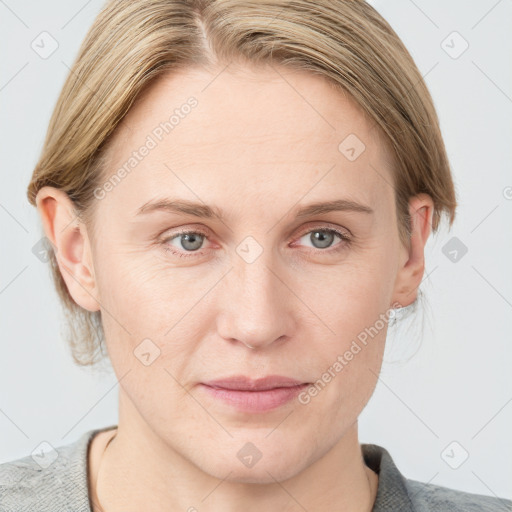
[199,451,306,485]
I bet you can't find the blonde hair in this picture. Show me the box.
[27,0,457,367]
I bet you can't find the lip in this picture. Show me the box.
[202,375,305,391]
[199,375,309,413]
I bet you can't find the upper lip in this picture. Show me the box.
[202,375,306,391]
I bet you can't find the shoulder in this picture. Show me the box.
[361,443,511,512]
[0,426,116,512]
[403,477,512,511]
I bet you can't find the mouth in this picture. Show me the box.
[199,375,310,412]
[202,374,307,391]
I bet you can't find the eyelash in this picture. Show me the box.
[160,225,351,259]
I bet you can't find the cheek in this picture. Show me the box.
[94,242,212,328]
[290,255,392,403]
[95,249,222,383]
[299,296,387,430]
[96,232,394,369]
[291,250,395,335]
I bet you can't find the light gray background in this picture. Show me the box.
[1,0,511,501]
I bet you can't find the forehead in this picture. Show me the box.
[101,64,395,219]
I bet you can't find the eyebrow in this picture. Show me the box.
[135,197,374,220]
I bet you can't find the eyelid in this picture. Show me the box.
[293,222,352,240]
[160,222,350,243]
[159,222,352,257]
[290,225,351,254]
[159,225,211,241]
[159,226,212,249]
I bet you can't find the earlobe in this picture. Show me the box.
[390,193,434,308]
[35,186,100,312]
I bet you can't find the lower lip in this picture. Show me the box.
[199,383,309,413]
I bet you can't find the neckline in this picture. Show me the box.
[86,425,119,512]
[82,428,412,512]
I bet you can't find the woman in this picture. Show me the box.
[1,0,509,511]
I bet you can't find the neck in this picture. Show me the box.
[92,396,378,512]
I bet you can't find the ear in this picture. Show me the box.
[391,193,434,308]
[35,186,100,312]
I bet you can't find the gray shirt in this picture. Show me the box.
[1,425,511,511]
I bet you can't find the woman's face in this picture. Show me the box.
[66,64,427,482]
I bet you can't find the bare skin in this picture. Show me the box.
[36,63,433,512]
[88,429,117,511]
[87,425,378,512]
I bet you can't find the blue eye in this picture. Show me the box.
[170,232,204,251]
[161,230,208,258]
[296,228,350,251]
[160,225,351,259]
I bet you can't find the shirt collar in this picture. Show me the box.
[362,443,416,511]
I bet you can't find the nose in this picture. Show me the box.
[216,254,296,350]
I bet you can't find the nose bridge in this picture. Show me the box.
[217,240,293,348]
